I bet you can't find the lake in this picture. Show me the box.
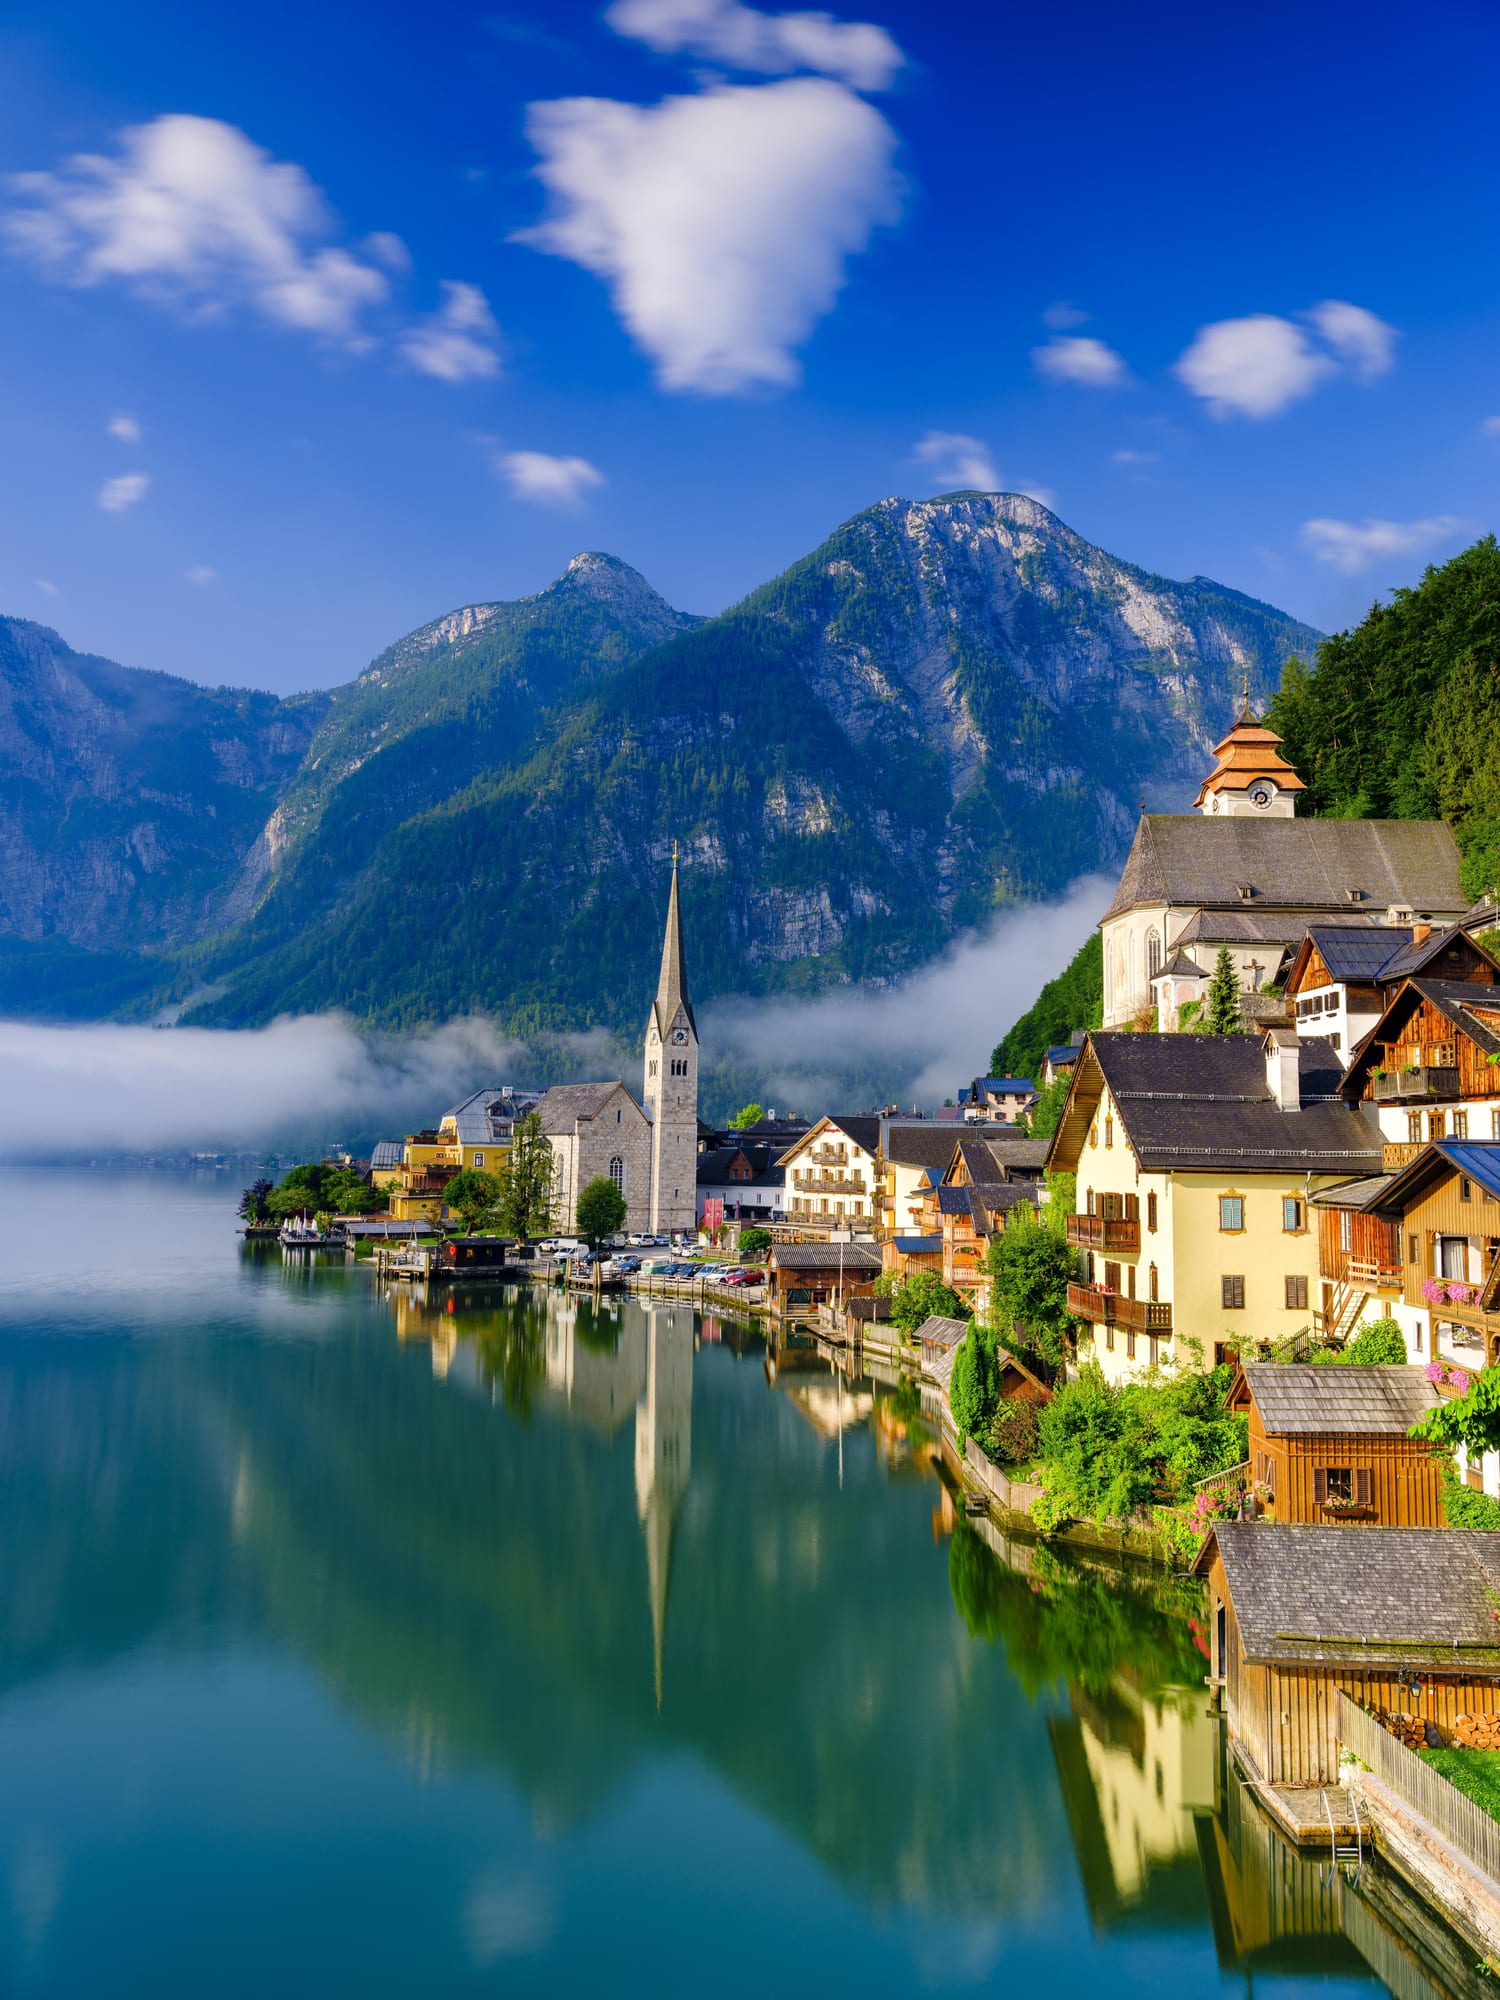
[0,1168,1478,1996]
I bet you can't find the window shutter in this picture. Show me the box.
[1124,1193,1139,1222]
[1355,1467,1372,1507]
[1147,1191,1157,1233]
[1313,1466,1328,1504]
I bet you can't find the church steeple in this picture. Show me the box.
[1193,685,1306,818]
[651,843,694,1040]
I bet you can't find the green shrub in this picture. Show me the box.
[1440,1463,1500,1529]
[1032,1361,1247,1527]
[1338,1316,1408,1365]
[737,1226,771,1258]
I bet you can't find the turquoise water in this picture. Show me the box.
[0,1170,1464,1995]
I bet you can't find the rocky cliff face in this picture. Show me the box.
[0,618,325,952]
[0,497,1322,1027]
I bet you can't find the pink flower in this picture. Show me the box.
[1421,1278,1448,1304]
[1451,1370,1472,1396]
[1426,1361,1445,1383]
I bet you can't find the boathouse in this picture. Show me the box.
[1228,1364,1444,1526]
[768,1242,882,1320]
[1194,1523,1500,1787]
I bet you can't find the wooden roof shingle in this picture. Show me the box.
[1237,1363,1439,1435]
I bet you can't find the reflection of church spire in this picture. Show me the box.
[634,1309,693,1710]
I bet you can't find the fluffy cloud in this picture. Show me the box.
[495,450,606,507]
[1042,300,1088,329]
[186,564,217,585]
[911,430,998,491]
[1175,299,1398,418]
[516,77,901,393]
[107,411,142,441]
[4,114,388,345]
[1300,514,1463,575]
[1306,299,1397,380]
[98,471,148,512]
[1032,334,1128,387]
[604,0,904,90]
[400,280,502,382]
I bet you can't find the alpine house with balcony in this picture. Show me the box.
[1046,1030,1382,1382]
[1339,977,1500,1169]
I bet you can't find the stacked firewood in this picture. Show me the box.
[1377,1711,1434,1749]
[1452,1713,1500,1749]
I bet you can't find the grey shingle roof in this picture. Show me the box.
[771,1243,883,1272]
[1197,1523,1500,1670]
[915,1314,969,1351]
[1308,1173,1395,1210]
[883,1127,968,1172]
[936,1186,974,1214]
[975,1135,1050,1174]
[695,1144,784,1190]
[1177,909,1358,947]
[535,1081,630,1132]
[1306,923,1413,982]
[1104,815,1466,923]
[1239,1363,1439,1435]
[828,1116,882,1157]
[1079,1033,1379,1173]
[443,1086,537,1144]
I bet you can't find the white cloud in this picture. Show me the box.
[604,0,904,90]
[495,450,606,507]
[98,471,148,512]
[911,430,998,492]
[400,280,502,383]
[1300,514,1464,575]
[34,579,58,596]
[1109,448,1158,465]
[107,411,142,441]
[186,564,217,585]
[4,114,388,345]
[1479,416,1500,439]
[1032,334,1128,387]
[516,77,901,393]
[1042,300,1088,329]
[363,230,412,274]
[1174,314,1333,418]
[705,877,1110,1108]
[1175,300,1399,419]
[1306,299,1397,381]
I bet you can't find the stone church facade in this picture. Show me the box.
[536,852,700,1237]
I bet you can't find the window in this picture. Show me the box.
[609,1156,625,1195]
[1408,1111,1423,1142]
[1331,1034,1340,1051]
[1339,1208,1352,1252]
[1104,1117,1114,1149]
[1282,1196,1304,1232]
[1148,1262,1159,1302]
[1429,1110,1446,1141]
[1408,1234,1418,1263]
[473,1152,484,1169]
[1147,1191,1157,1233]
[1147,927,1163,980]
[1219,1195,1244,1232]
[1126,1328,1136,1359]
[1285,1274,1308,1310]
[1222,1275,1245,1310]
[1089,1124,1098,1149]
[1462,1176,1473,1203]
[1440,1237,1468,1280]
[1323,1467,1353,1503]
[1493,1109,1500,1142]
[616,1108,622,1123]
[1454,1112,1469,1141]
[649,1061,658,1079]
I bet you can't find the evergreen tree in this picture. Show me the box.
[497,1113,555,1244]
[1204,945,1241,1035]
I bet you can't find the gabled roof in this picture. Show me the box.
[695,1144,784,1190]
[771,1243,882,1272]
[1193,1524,1500,1671]
[1044,1044,1080,1065]
[1233,1363,1439,1435]
[1341,977,1500,1099]
[1307,1172,1394,1210]
[1104,815,1465,924]
[978,1076,1035,1096]
[974,1134,1051,1174]
[914,1314,969,1352]
[443,1086,536,1145]
[774,1114,882,1166]
[936,1186,974,1214]
[883,1126,969,1173]
[1371,1140,1500,1214]
[535,1081,635,1132]
[1155,946,1208,980]
[1048,1032,1379,1176]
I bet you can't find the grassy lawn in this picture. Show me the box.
[1419,1748,1500,1822]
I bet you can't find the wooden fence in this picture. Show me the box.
[1193,1458,1250,1498]
[1337,1691,1500,1890]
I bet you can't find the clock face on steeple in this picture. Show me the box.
[1250,784,1272,810]
[671,1028,688,1045]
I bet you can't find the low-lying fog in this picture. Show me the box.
[0,879,1107,1158]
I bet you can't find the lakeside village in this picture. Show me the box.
[246,704,1500,1957]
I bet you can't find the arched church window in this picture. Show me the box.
[610,1156,625,1194]
[1146,928,1162,981]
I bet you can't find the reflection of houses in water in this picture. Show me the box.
[634,1307,693,1707]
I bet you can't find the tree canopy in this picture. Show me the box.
[444,1168,502,1235]
[576,1176,627,1252]
[876,1268,969,1334]
[496,1113,555,1242]
[268,1160,386,1218]
[728,1102,765,1130]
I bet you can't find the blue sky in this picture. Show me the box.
[2,0,1498,693]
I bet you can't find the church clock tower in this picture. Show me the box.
[643,847,698,1236]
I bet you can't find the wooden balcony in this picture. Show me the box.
[1382,1141,1423,1170]
[1346,1255,1403,1291]
[1067,1282,1172,1334]
[1066,1213,1140,1253]
[1373,1066,1461,1103]
[793,1173,865,1195]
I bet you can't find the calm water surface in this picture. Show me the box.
[0,1169,1478,1995]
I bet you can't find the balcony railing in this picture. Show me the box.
[793,1173,865,1195]
[1382,1141,1423,1170]
[1066,1213,1141,1253]
[1373,1066,1461,1102]
[1346,1255,1403,1290]
[1066,1282,1172,1334]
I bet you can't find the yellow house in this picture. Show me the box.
[1047,1030,1382,1380]
[370,1090,536,1218]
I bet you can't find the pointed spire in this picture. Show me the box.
[653,844,694,1038]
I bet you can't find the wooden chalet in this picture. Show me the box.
[1340,976,1500,1171]
[1365,1140,1500,1369]
[1285,920,1497,1061]
[1228,1365,1443,1526]
[768,1242,882,1321]
[1195,1523,1500,1787]
[1308,1174,1404,1342]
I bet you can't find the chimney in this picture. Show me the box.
[1263,1029,1301,1111]
[1411,921,1432,947]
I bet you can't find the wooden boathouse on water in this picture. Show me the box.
[1195,1523,1500,1790]
[1227,1365,1444,1526]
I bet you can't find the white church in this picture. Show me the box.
[533,850,699,1236]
